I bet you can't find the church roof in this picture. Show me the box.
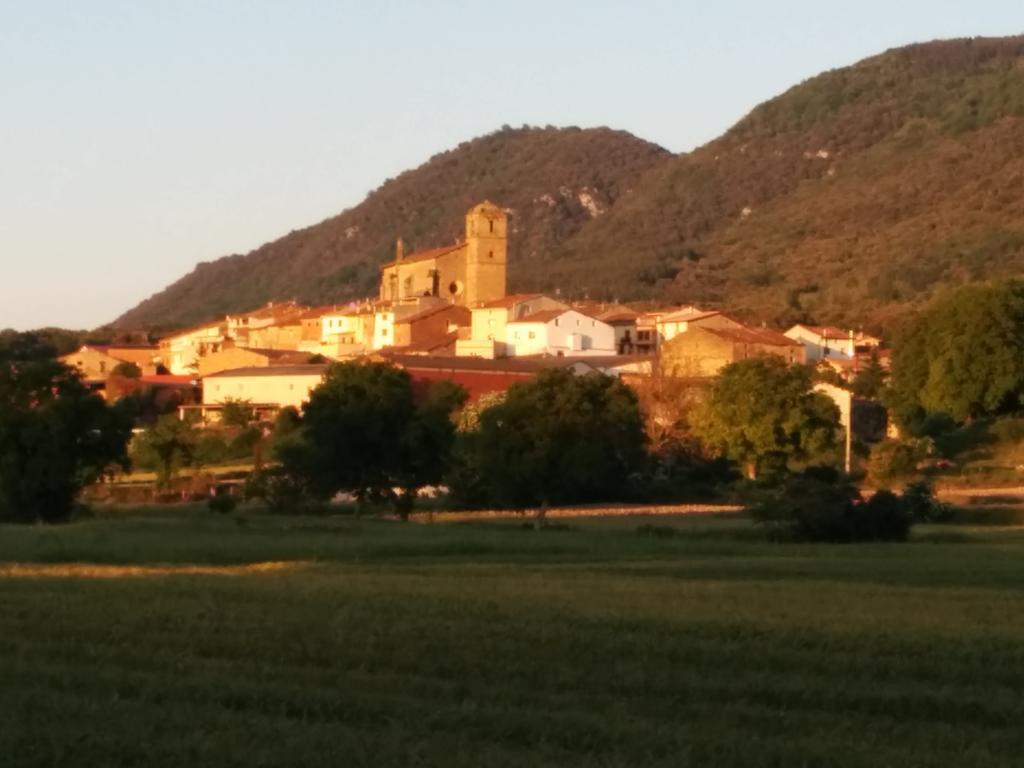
[379,243,465,269]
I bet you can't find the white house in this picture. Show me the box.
[455,294,567,358]
[504,309,616,357]
[158,322,227,376]
[202,364,329,411]
[785,324,860,361]
[655,308,740,344]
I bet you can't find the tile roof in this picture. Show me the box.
[159,321,227,342]
[381,354,591,374]
[395,303,470,325]
[702,326,803,347]
[598,309,640,323]
[228,301,307,321]
[204,364,331,379]
[794,324,850,339]
[384,330,461,355]
[140,375,197,386]
[659,308,720,323]
[380,243,465,269]
[510,309,568,324]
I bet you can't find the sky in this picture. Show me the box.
[1,1,1022,330]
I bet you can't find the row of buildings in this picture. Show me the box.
[61,202,883,417]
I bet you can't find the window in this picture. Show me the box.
[528,331,536,340]
[488,250,494,259]
[98,362,106,373]
[489,220,494,233]
[554,319,559,327]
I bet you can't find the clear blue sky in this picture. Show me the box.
[1,1,1021,330]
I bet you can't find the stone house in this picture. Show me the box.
[61,344,159,382]
[661,324,806,377]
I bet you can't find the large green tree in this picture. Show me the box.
[281,361,465,516]
[889,281,1024,426]
[693,357,839,479]
[453,369,647,514]
[0,333,132,522]
[851,349,887,400]
[131,414,199,487]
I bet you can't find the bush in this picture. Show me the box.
[902,479,954,523]
[868,438,934,482]
[207,490,238,515]
[229,426,262,459]
[858,490,912,541]
[638,443,740,503]
[244,468,316,514]
[194,433,230,466]
[991,417,1024,443]
[750,467,913,542]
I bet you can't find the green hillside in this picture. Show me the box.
[116,36,1024,331]
[549,35,1024,328]
[114,127,669,329]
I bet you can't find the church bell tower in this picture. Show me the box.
[463,201,507,305]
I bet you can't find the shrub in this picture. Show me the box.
[221,398,254,428]
[868,438,934,482]
[207,490,238,515]
[902,479,955,523]
[244,468,315,514]
[991,417,1024,444]
[750,467,913,542]
[858,490,912,541]
[228,426,262,459]
[194,433,230,466]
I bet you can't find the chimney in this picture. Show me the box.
[395,238,404,262]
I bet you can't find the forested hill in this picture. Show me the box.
[116,35,1024,331]
[114,127,670,329]
[549,35,1024,328]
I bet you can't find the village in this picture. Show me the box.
[8,14,1024,765]
[61,201,886,427]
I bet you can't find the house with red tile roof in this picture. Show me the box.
[505,308,617,357]
[456,294,568,358]
[784,324,881,361]
[662,323,806,377]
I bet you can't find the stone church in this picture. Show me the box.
[379,201,507,307]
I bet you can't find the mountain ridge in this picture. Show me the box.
[115,35,1024,332]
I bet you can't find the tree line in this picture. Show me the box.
[5,279,1022,535]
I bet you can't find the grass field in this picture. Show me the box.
[2,508,1024,767]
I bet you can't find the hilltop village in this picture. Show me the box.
[61,201,883,419]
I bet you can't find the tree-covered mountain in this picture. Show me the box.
[115,127,669,329]
[553,35,1024,329]
[116,36,1024,332]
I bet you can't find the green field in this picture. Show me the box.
[2,509,1024,767]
